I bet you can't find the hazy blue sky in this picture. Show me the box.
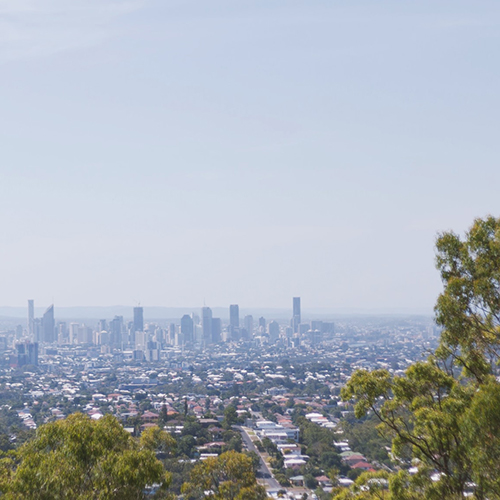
[1,0,499,311]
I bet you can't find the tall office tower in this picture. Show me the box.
[15,341,38,367]
[98,319,107,332]
[168,323,176,344]
[110,316,123,347]
[292,297,301,333]
[15,325,22,339]
[181,314,194,344]
[133,307,144,333]
[135,331,147,351]
[201,307,213,346]
[42,305,55,343]
[243,315,253,340]
[78,325,93,344]
[154,327,164,345]
[258,317,266,330]
[27,300,34,339]
[33,319,41,342]
[69,323,79,344]
[58,322,67,344]
[212,318,221,343]
[268,320,280,343]
[229,305,239,328]
[173,328,180,346]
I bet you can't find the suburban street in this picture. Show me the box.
[235,425,281,491]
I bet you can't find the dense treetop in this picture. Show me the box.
[340,216,500,499]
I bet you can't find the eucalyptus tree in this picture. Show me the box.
[339,217,500,499]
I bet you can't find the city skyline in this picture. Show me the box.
[12,296,344,354]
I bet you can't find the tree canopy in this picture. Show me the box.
[181,450,267,500]
[0,413,171,499]
[339,216,500,499]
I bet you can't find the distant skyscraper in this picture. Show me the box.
[293,297,301,333]
[133,307,144,332]
[34,318,41,343]
[229,305,239,328]
[243,315,253,339]
[14,341,38,367]
[42,305,55,343]
[58,322,67,344]
[212,318,222,343]
[69,323,79,344]
[181,315,194,344]
[268,320,280,343]
[169,323,176,344]
[78,325,93,344]
[135,331,147,350]
[110,316,123,347]
[202,307,213,345]
[258,316,266,330]
[27,300,34,340]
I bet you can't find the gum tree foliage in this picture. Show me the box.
[332,471,391,500]
[0,413,172,499]
[222,405,239,429]
[140,425,177,457]
[181,450,267,500]
[339,217,500,500]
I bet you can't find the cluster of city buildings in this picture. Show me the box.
[5,298,338,367]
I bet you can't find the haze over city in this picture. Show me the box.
[2,1,499,312]
[1,2,500,499]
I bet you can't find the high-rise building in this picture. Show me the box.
[14,341,38,367]
[268,321,280,343]
[181,315,194,344]
[42,305,55,343]
[229,305,239,328]
[202,307,212,345]
[292,297,301,333]
[33,318,41,343]
[168,323,176,344]
[27,300,34,340]
[258,317,266,330]
[78,325,93,344]
[133,307,144,333]
[57,322,67,344]
[212,318,221,343]
[293,297,301,318]
[110,316,123,347]
[69,323,79,344]
[243,315,253,339]
[135,331,147,351]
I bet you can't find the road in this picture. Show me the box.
[234,425,281,491]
